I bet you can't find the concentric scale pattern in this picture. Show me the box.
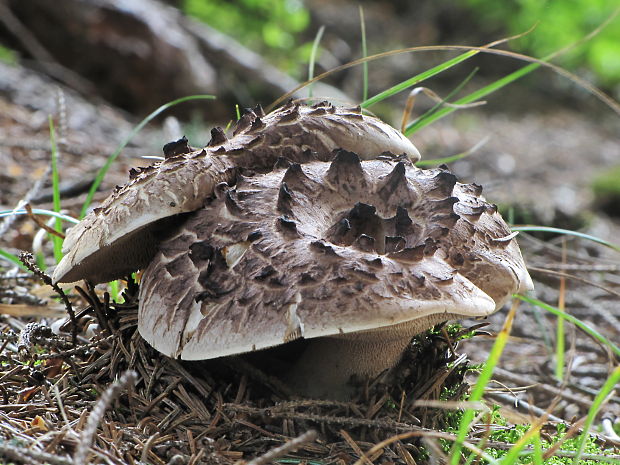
[139,151,532,360]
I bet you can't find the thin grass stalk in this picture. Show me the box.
[0,248,27,270]
[80,95,215,218]
[512,225,620,252]
[572,366,620,464]
[359,5,368,102]
[405,62,539,134]
[405,9,620,134]
[449,302,518,464]
[416,137,488,168]
[532,432,543,465]
[307,25,325,98]
[362,51,478,109]
[405,67,480,134]
[48,117,63,263]
[555,239,567,381]
[0,209,78,223]
[516,295,620,357]
[498,414,549,464]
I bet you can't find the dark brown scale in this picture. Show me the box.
[387,244,425,263]
[224,191,244,216]
[309,107,328,116]
[431,212,460,229]
[273,157,292,170]
[428,171,458,197]
[279,106,301,124]
[163,136,192,159]
[377,162,411,200]
[253,104,266,118]
[384,236,406,254]
[233,110,257,136]
[353,234,375,253]
[276,182,294,214]
[248,117,266,133]
[310,240,340,257]
[460,204,486,219]
[246,136,263,149]
[312,100,330,108]
[324,150,366,192]
[342,112,364,120]
[208,127,228,147]
[277,216,299,236]
[364,257,383,268]
[282,163,314,190]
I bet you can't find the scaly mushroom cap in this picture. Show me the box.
[53,102,419,284]
[139,151,532,360]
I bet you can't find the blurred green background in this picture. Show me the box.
[183,0,620,91]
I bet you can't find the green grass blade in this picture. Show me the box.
[405,62,539,135]
[359,5,368,102]
[555,243,567,382]
[532,432,543,465]
[416,136,488,167]
[80,95,215,218]
[572,365,620,465]
[498,420,545,465]
[416,153,471,167]
[48,117,63,263]
[512,225,620,252]
[410,67,480,132]
[516,295,620,357]
[450,304,517,464]
[555,313,565,381]
[0,248,28,270]
[308,25,325,98]
[361,51,478,108]
[235,103,241,121]
[109,279,120,302]
[405,13,620,135]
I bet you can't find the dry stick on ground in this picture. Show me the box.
[340,429,373,465]
[19,252,77,345]
[485,392,565,423]
[0,442,72,465]
[73,370,138,465]
[529,266,620,299]
[74,283,113,336]
[492,367,594,409]
[24,203,65,239]
[244,430,318,465]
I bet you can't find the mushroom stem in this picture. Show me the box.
[286,332,411,399]
[285,315,455,399]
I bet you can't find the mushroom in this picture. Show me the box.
[52,102,419,285]
[138,151,533,399]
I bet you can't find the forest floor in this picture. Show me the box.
[1,66,619,463]
[0,0,619,461]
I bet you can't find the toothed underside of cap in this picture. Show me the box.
[139,153,531,360]
[53,102,419,284]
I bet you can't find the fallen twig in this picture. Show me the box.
[18,252,77,345]
[73,370,137,465]
[244,430,317,465]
